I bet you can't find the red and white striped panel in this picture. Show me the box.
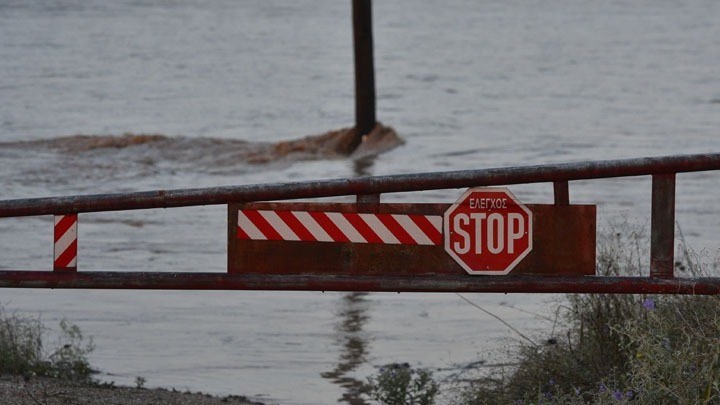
[54,214,78,271]
[237,210,442,245]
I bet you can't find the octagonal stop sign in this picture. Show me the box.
[444,187,533,275]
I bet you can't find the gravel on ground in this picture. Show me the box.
[0,376,265,405]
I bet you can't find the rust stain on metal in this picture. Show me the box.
[650,174,676,279]
[0,153,718,217]
[227,202,596,277]
[0,271,719,295]
[553,181,569,205]
[356,194,381,213]
[0,152,717,294]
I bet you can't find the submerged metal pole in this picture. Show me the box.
[352,0,376,150]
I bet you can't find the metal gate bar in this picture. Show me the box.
[0,153,718,218]
[1,152,719,294]
[0,273,718,295]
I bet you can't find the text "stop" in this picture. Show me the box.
[452,212,526,254]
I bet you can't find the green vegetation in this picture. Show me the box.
[366,222,720,404]
[364,363,439,405]
[0,306,94,381]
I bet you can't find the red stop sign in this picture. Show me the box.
[444,187,533,275]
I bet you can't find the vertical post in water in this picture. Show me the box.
[650,174,676,279]
[352,0,376,150]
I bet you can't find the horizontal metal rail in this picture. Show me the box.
[1,153,719,217]
[0,272,718,295]
[1,152,719,294]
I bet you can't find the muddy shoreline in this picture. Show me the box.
[0,376,266,405]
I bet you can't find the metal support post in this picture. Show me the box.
[553,181,569,205]
[356,194,381,213]
[650,174,676,278]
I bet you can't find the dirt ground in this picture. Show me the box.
[0,376,265,405]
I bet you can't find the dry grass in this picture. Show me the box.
[0,307,94,382]
[455,221,720,404]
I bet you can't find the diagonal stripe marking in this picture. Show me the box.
[237,210,267,240]
[411,215,443,245]
[359,214,400,244]
[393,215,433,245]
[54,223,77,258]
[244,210,282,240]
[236,210,443,245]
[54,214,77,243]
[276,211,315,241]
[326,213,367,243]
[308,212,350,243]
[343,213,382,243]
[379,214,416,244]
[293,211,333,242]
[55,240,77,269]
[260,211,300,241]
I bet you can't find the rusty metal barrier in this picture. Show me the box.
[1,152,719,294]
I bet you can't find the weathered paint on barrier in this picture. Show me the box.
[228,202,596,277]
[0,272,719,295]
[0,152,718,294]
